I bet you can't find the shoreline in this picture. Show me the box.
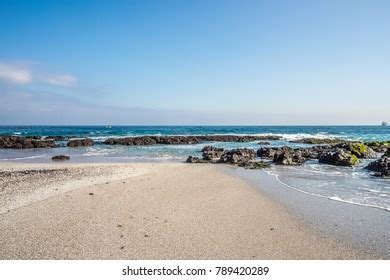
[225,166,390,258]
[0,161,382,259]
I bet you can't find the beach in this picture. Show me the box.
[0,162,378,259]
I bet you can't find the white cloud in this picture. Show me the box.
[0,63,32,84]
[0,62,77,87]
[39,74,78,87]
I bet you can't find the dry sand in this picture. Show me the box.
[0,162,371,259]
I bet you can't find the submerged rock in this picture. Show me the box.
[319,150,359,166]
[51,155,70,161]
[365,157,389,177]
[67,138,94,147]
[258,141,271,145]
[0,136,55,149]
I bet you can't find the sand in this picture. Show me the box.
[0,162,372,259]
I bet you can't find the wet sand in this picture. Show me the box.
[0,162,375,259]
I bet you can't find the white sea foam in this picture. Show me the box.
[0,154,47,161]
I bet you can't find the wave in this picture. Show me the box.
[0,154,47,161]
[265,169,390,212]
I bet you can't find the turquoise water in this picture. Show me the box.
[1,125,389,211]
[1,125,390,141]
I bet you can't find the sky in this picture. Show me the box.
[0,0,389,125]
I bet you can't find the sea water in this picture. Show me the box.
[1,125,389,211]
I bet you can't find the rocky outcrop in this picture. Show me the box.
[273,151,306,165]
[364,141,390,153]
[257,146,291,159]
[319,149,358,166]
[238,161,271,169]
[186,156,208,163]
[51,155,70,161]
[333,142,375,158]
[384,148,390,157]
[256,135,282,140]
[258,141,271,145]
[45,136,68,141]
[365,157,389,177]
[0,136,55,149]
[201,146,224,161]
[104,135,275,146]
[219,148,256,164]
[290,138,344,145]
[67,138,94,147]
[256,145,328,161]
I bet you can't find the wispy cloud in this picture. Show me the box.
[38,74,78,87]
[0,63,32,84]
[0,62,77,87]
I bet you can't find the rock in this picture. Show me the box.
[365,157,389,177]
[186,156,208,163]
[319,149,359,166]
[219,148,256,164]
[334,142,375,158]
[257,146,291,159]
[364,141,390,153]
[51,155,70,161]
[290,138,344,145]
[45,136,67,141]
[256,135,282,140]
[67,138,94,147]
[258,141,271,145]
[0,136,55,149]
[201,146,224,160]
[238,161,271,169]
[104,135,276,146]
[384,148,390,157]
[273,151,306,165]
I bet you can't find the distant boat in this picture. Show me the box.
[382,121,388,126]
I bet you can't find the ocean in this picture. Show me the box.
[1,125,389,211]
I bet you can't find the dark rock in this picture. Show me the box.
[334,142,375,158]
[257,146,291,159]
[255,135,282,140]
[364,141,390,153]
[290,138,344,145]
[219,148,256,164]
[67,138,94,147]
[238,161,271,169]
[103,135,277,146]
[25,136,42,140]
[186,156,208,163]
[384,148,390,157]
[51,155,70,161]
[0,136,55,149]
[45,136,66,141]
[273,151,306,165]
[319,149,359,166]
[201,146,224,160]
[365,157,389,177]
[258,141,271,145]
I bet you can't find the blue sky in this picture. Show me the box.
[0,0,389,125]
